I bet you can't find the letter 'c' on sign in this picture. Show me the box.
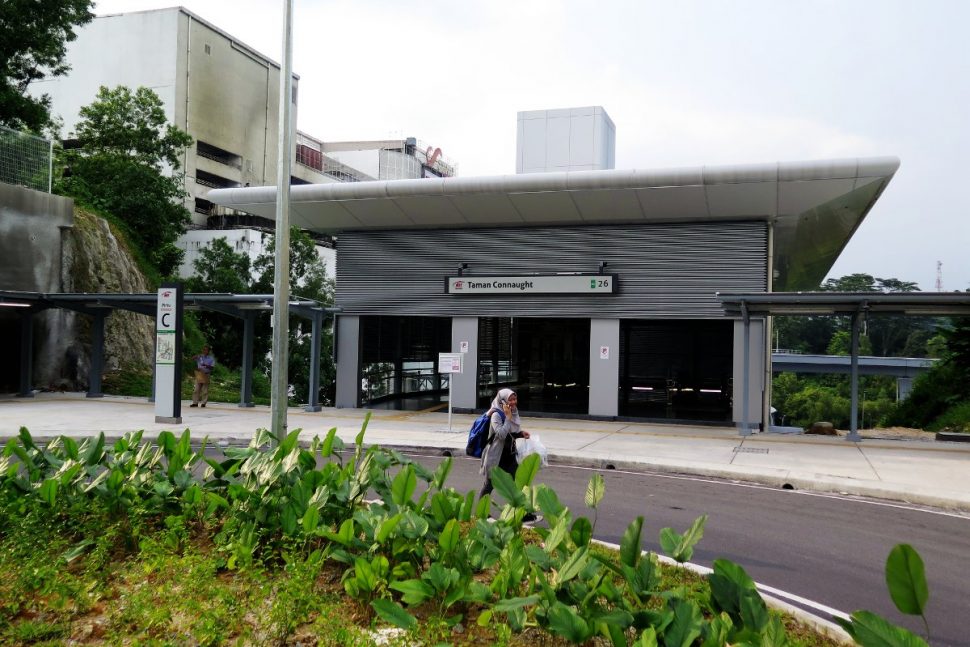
[161,312,171,328]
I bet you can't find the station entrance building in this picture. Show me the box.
[209,156,899,427]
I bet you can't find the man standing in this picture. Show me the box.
[190,344,215,407]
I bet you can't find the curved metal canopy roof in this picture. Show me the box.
[208,156,900,291]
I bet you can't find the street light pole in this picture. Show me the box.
[270,0,294,441]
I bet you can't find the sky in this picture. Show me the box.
[92,0,970,292]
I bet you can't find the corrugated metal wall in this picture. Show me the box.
[336,221,767,319]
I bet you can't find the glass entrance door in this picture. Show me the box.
[619,319,733,421]
[478,317,590,415]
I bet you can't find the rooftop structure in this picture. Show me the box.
[210,156,899,291]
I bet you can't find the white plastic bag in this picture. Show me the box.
[516,435,549,467]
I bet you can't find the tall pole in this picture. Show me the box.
[271,0,294,441]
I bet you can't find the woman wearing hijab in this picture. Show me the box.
[478,388,538,522]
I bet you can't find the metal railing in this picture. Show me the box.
[0,125,52,193]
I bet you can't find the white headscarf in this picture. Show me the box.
[490,387,522,430]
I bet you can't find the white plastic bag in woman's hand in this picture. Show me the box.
[516,435,549,467]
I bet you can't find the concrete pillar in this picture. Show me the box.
[732,317,765,431]
[18,312,34,397]
[239,311,255,407]
[305,311,322,412]
[87,312,106,398]
[451,317,479,409]
[335,315,360,408]
[897,377,914,401]
[149,332,156,403]
[588,319,619,417]
[847,310,862,442]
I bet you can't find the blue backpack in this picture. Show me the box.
[465,408,505,458]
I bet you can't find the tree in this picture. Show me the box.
[820,273,924,356]
[58,86,193,275]
[0,0,94,132]
[186,238,253,369]
[254,227,336,405]
[826,330,872,356]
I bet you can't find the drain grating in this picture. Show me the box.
[733,447,769,454]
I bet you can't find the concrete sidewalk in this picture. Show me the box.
[3,393,970,513]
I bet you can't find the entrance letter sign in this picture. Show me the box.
[154,283,183,423]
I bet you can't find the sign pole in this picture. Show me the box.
[438,352,463,433]
[154,282,183,423]
[270,0,295,442]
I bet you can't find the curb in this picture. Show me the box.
[378,444,970,514]
[591,539,854,645]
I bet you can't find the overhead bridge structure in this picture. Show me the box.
[772,352,937,400]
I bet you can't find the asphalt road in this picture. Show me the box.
[402,450,970,647]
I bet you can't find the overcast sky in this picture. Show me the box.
[93,0,969,291]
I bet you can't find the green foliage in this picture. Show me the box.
[659,515,707,563]
[837,543,932,646]
[185,238,254,369]
[925,400,970,433]
[2,422,916,646]
[57,85,193,275]
[0,0,94,132]
[190,226,336,404]
[773,372,897,429]
[783,382,851,428]
[253,227,337,406]
[885,544,927,617]
[827,330,873,356]
[883,363,966,430]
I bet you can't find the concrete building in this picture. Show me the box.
[30,7,340,226]
[324,138,458,181]
[517,106,615,173]
[209,155,900,428]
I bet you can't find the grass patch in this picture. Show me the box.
[0,516,843,646]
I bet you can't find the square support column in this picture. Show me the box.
[588,319,619,417]
[450,317,479,410]
[335,315,360,408]
[87,312,107,398]
[732,316,765,433]
[305,311,323,412]
[239,311,255,407]
[18,312,34,398]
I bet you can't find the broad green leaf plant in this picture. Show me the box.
[0,421,936,646]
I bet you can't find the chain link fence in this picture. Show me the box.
[0,125,53,193]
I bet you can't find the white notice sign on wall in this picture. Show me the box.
[600,346,610,360]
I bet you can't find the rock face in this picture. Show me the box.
[60,209,155,387]
[806,421,838,435]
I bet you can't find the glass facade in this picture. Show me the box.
[477,317,590,415]
[358,315,452,410]
[619,320,733,421]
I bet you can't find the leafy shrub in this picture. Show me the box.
[926,399,970,433]
[0,421,925,645]
[883,363,965,428]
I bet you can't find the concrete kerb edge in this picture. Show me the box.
[381,444,970,513]
[591,539,854,645]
